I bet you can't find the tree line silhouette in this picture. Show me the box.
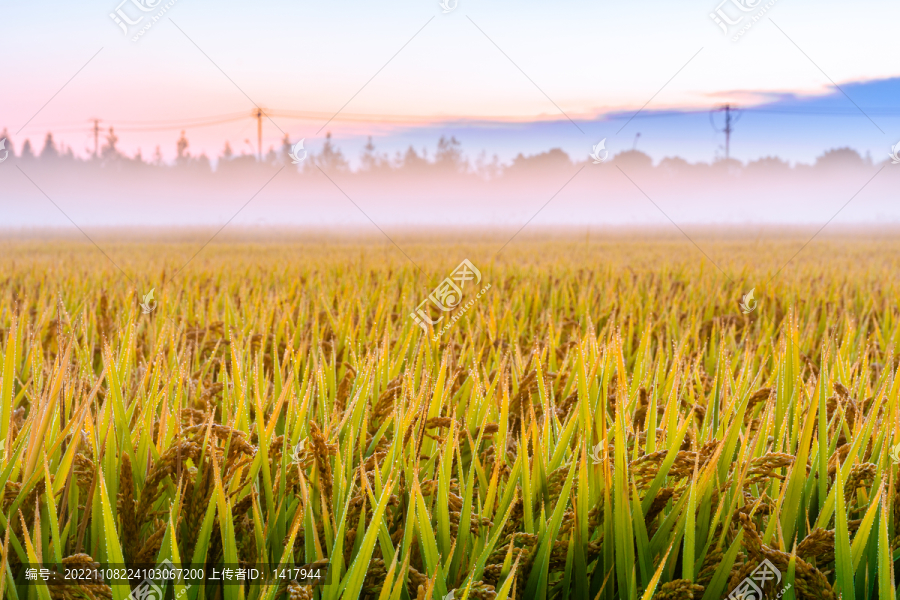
[1,127,888,179]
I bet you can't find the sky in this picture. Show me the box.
[3,0,900,165]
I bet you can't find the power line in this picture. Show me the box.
[740,108,900,116]
[105,111,250,125]
[111,114,249,132]
[13,104,900,137]
[11,102,900,162]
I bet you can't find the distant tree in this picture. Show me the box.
[361,136,376,170]
[612,149,652,169]
[101,127,120,160]
[360,136,385,172]
[41,133,59,160]
[280,135,291,165]
[746,156,790,173]
[316,132,349,172]
[20,139,35,161]
[711,157,743,173]
[176,130,190,165]
[228,154,259,170]
[435,136,464,172]
[474,150,502,179]
[361,136,391,173]
[658,156,690,173]
[402,146,428,171]
[193,154,212,172]
[153,146,164,166]
[507,148,571,173]
[222,141,234,161]
[815,147,864,169]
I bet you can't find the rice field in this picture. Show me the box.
[1,233,900,600]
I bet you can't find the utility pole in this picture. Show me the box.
[255,108,263,161]
[92,119,101,158]
[710,104,741,161]
[723,104,733,160]
[633,132,641,151]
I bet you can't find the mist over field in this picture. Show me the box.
[3,132,899,228]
